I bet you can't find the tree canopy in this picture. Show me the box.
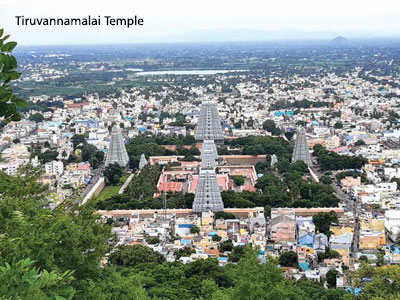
[104,163,124,185]
[0,29,27,123]
[313,144,367,171]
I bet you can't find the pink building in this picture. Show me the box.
[270,215,296,243]
[341,176,361,192]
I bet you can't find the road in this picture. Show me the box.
[74,164,105,206]
[311,166,361,260]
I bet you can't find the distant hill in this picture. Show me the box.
[329,36,351,47]
[174,28,336,43]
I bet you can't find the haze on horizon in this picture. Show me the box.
[1,0,400,45]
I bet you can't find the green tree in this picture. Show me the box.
[147,237,160,245]
[262,119,281,135]
[334,121,343,129]
[0,168,111,280]
[219,240,234,252]
[376,250,385,267]
[351,264,400,300]
[174,247,195,260]
[81,144,104,169]
[127,141,165,169]
[221,190,256,208]
[284,131,295,141]
[104,163,124,185]
[313,212,338,235]
[0,29,27,123]
[29,113,45,123]
[295,279,352,300]
[354,139,366,146]
[320,175,333,185]
[38,150,58,164]
[230,249,303,300]
[255,173,282,190]
[81,144,97,162]
[278,251,298,267]
[325,269,338,288]
[212,235,222,242]
[71,134,86,149]
[229,246,247,263]
[190,225,200,235]
[0,258,75,300]
[126,165,161,198]
[214,211,236,220]
[317,249,340,263]
[77,267,150,300]
[231,175,245,186]
[108,245,165,269]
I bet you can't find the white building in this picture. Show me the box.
[0,161,20,176]
[44,160,64,175]
[385,210,400,241]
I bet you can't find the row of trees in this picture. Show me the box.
[95,192,194,210]
[313,144,367,171]
[126,136,199,168]
[125,165,161,198]
[270,99,332,111]
[225,135,292,157]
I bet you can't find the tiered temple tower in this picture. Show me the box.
[192,101,224,213]
[138,154,148,170]
[200,139,218,169]
[105,125,129,167]
[270,154,278,169]
[193,170,224,212]
[194,101,224,143]
[292,126,312,167]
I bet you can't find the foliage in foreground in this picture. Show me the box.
[0,258,75,300]
[0,29,27,123]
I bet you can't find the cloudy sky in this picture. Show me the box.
[1,0,400,45]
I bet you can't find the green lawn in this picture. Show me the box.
[96,175,129,201]
[97,185,120,201]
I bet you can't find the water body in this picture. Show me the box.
[136,70,247,76]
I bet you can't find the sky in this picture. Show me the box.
[1,0,400,45]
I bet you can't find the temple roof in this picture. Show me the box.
[105,125,129,167]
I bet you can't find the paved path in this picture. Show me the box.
[118,173,135,194]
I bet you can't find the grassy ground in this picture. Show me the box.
[96,185,120,201]
[96,174,129,201]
